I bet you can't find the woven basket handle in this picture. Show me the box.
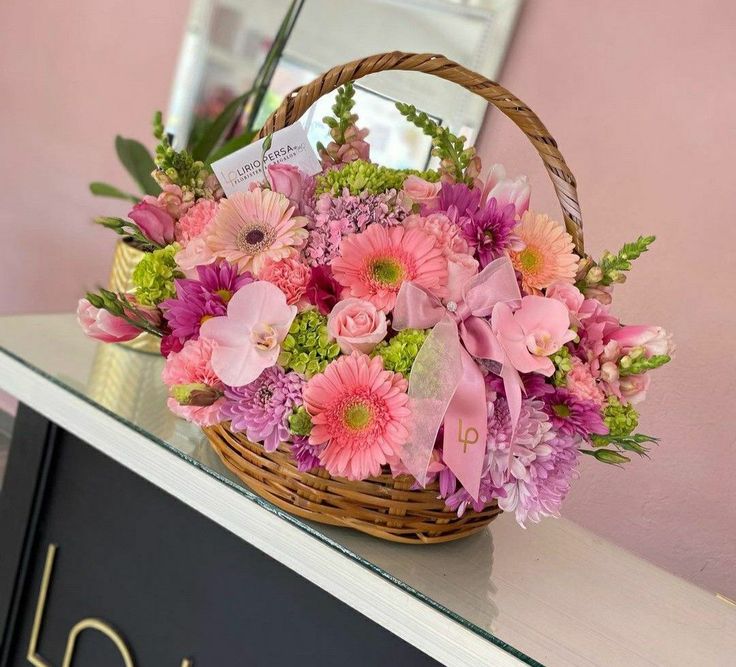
[258,51,584,252]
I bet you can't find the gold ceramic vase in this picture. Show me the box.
[108,240,161,355]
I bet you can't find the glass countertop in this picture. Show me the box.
[1,314,734,666]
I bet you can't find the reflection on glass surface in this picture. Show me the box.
[2,314,735,667]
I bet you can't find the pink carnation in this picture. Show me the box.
[161,337,226,426]
[177,199,219,244]
[565,357,605,405]
[257,256,311,307]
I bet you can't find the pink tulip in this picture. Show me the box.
[77,298,140,343]
[199,281,296,386]
[484,163,531,216]
[492,295,576,376]
[607,325,675,357]
[327,298,387,354]
[128,201,175,246]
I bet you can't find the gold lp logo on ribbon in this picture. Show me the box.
[457,418,480,454]
[27,544,193,667]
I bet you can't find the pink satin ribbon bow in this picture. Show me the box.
[392,256,523,501]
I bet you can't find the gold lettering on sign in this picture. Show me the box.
[457,418,479,453]
[27,544,193,667]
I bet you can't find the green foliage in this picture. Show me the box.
[93,216,161,251]
[115,135,160,196]
[581,235,656,288]
[550,345,573,386]
[84,288,163,337]
[373,329,429,376]
[191,89,252,162]
[317,82,358,151]
[580,449,631,466]
[288,406,313,437]
[395,102,476,184]
[315,159,439,196]
[89,182,139,203]
[278,310,340,378]
[131,244,183,306]
[207,129,258,164]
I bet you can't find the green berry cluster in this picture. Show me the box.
[372,329,429,376]
[314,160,439,196]
[278,310,340,378]
[288,406,313,437]
[601,396,639,436]
[132,244,182,306]
[550,345,573,386]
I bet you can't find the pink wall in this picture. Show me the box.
[1,1,734,595]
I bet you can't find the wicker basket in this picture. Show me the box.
[204,51,584,544]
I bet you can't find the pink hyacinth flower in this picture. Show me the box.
[77,298,140,343]
[491,295,576,376]
[199,281,297,387]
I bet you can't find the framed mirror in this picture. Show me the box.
[165,0,522,169]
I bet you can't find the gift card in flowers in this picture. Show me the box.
[212,123,322,197]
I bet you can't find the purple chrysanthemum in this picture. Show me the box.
[290,435,323,472]
[221,366,305,452]
[432,181,481,221]
[460,197,521,267]
[160,261,252,343]
[304,188,410,266]
[540,388,608,438]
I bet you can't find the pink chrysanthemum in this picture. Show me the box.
[510,211,578,294]
[161,337,225,427]
[303,353,411,480]
[206,189,308,274]
[332,224,448,311]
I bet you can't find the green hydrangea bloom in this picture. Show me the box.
[288,406,313,437]
[602,396,639,436]
[278,310,340,378]
[315,160,439,196]
[372,329,429,376]
[132,244,182,306]
[550,345,573,386]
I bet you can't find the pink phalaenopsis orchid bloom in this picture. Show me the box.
[77,298,140,343]
[199,281,297,387]
[128,201,176,246]
[607,325,675,357]
[483,163,531,216]
[491,295,576,376]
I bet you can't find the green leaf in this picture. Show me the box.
[114,136,160,196]
[191,90,252,162]
[206,129,258,164]
[89,182,139,202]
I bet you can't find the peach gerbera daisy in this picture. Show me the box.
[510,211,578,294]
[331,224,448,311]
[206,189,308,275]
[303,352,411,480]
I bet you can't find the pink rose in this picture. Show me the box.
[607,325,675,357]
[618,373,650,405]
[257,256,311,307]
[402,175,442,208]
[327,298,387,354]
[546,281,584,315]
[267,164,307,212]
[128,201,175,246]
[483,163,531,216]
[445,254,479,303]
[175,237,216,277]
[77,298,140,343]
[491,295,576,376]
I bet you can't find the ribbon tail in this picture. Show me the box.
[443,348,488,501]
[401,317,462,487]
[501,363,523,466]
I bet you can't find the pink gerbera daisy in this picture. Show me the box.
[332,224,447,311]
[303,353,411,480]
[206,188,308,275]
[510,211,578,294]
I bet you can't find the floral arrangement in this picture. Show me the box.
[79,83,673,526]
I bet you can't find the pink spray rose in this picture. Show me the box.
[267,164,307,213]
[607,325,675,358]
[128,201,175,246]
[327,298,388,354]
[402,175,442,208]
[257,256,311,307]
[491,295,576,376]
[483,163,531,216]
[77,298,140,343]
[546,281,584,317]
[618,373,651,405]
